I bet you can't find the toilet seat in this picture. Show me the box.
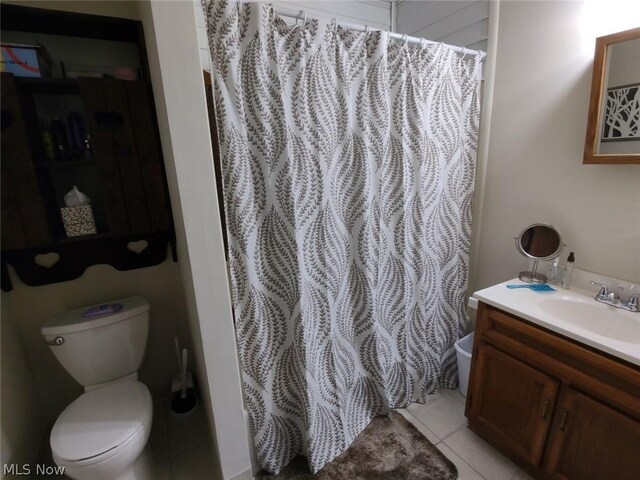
[51,380,152,467]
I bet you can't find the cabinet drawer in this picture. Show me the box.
[476,304,640,417]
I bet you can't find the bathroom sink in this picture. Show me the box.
[473,278,640,366]
[539,298,640,343]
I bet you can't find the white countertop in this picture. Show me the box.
[472,279,640,367]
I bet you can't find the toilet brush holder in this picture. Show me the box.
[170,372,198,417]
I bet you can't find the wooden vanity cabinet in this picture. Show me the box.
[466,302,640,480]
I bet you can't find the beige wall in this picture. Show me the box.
[1,293,48,472]
[471,0,640,292]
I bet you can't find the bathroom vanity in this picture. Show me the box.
[467,281,640,479]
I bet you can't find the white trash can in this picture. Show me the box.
[454,332,475,397]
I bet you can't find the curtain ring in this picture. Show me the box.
[365,25,371,34]
[297,10,307,27]
[402,34,409,48]
[461,47,468,59]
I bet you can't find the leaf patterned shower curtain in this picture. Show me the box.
[203,1,481,474]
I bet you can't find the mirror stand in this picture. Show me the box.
[515,223,564,284]
[519,260,546,284]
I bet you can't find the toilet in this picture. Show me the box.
[41,296,154,480]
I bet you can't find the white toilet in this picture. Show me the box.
[41,296,154,480]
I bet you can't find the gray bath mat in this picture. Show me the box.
[257,411,457,479]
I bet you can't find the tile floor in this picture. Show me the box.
[150,399,217,480]
[397,388,534,480]
[151,388,533,480]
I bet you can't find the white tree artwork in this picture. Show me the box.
[602,83,640,141]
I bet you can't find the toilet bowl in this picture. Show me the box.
[42,297,153,480]
[51,381,153,480]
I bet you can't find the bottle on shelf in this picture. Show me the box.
[40,121,56,162]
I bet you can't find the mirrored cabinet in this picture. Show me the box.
[1,4,174,290]
[584,26,640,164]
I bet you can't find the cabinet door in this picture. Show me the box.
[124,81,170,232]
[468,344,559,466]
[79,78,170,236]
[78,78,132,236]
[1,73,50,249]
[545,389,640,480]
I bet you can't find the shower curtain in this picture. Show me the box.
[203,1,481,474]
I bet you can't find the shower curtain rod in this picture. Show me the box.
[274,7,487,61]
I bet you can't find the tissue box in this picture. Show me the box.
[60,206,97,237]
[1,44,52,78]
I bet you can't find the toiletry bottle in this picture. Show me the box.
[562,252,575,289]
[40,121,56,161]
[547,257,560,285]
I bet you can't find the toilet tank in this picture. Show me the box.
[41,297,149,388]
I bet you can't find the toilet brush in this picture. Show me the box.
[170,345,197,415]
[180,348,188,399]
[174,337,182,373]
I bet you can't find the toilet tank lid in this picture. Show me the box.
[42,296,149,336]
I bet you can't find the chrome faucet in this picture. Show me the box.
[627,294,639,312]
[589,281,640,312]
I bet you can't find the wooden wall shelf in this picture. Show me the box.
[1,5,175,291]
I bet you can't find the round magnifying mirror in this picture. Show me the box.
[515,223,564,283]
